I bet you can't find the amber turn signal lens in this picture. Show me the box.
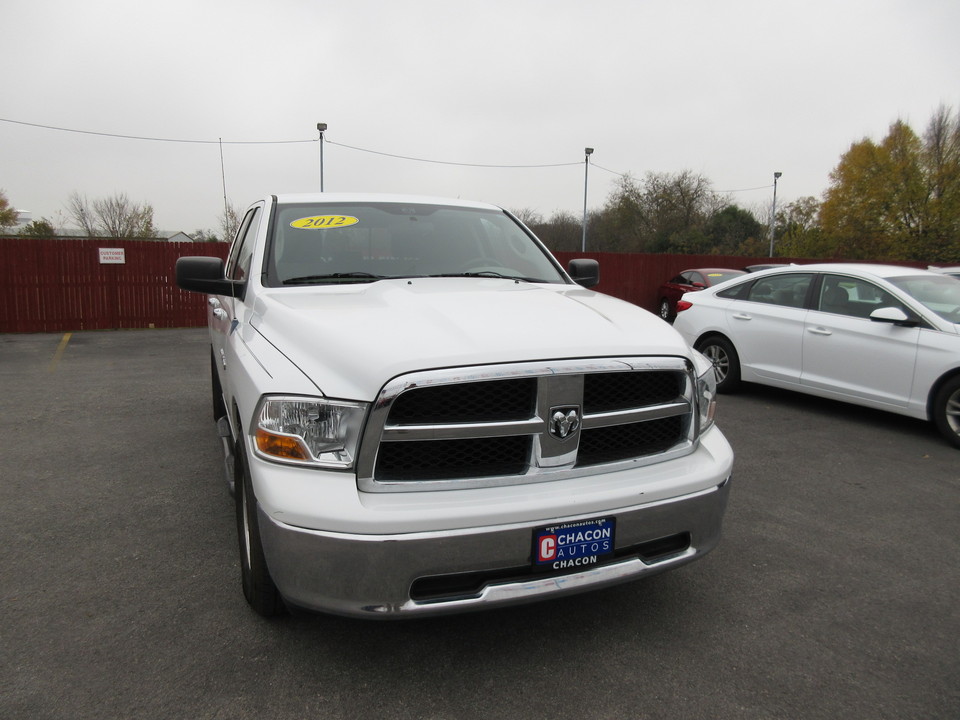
[255,428,310,461]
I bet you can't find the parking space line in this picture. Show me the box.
[48,332,72,373]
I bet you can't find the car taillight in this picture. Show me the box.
[676,300,693,313]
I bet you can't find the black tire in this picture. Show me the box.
[235,437,285,616]
[658,298,673,322]
[695,335,741,393]
[211,349,227,421]
[932,375,960,449]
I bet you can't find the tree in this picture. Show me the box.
[820,110,960,262]
[67,192,98,236]
[775,197,830,258]
[644,170,721,253]
[703,205,764,255]
[589,174,646,252]
[220,202,242,244]
[588,170,723,253]
[19,219,56,238]
[921,105,960,261]
[191,229,221,243]
[509,207,544,227]
[67,192,155,238]
[0,190,18,229]
[528,210,583,252]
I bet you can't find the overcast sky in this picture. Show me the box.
[3,0,958,234]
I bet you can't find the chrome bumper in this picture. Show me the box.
[258,477,731,618]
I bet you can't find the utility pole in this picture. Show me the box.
[582,147,594,252]
[768,171,782,256]
[317,123,328,192]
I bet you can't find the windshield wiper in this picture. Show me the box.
[283,272,385,285]
[428,271,547,283]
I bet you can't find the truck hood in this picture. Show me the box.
[249,278,691,400]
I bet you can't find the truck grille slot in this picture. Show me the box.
[375,436,530,480]
[583,371,683,412]
[577,415,686,466]
[359,358,698,492]
[388,378,536,423]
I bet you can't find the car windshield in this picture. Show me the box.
[887,274,960,323]
[265,202,567,286]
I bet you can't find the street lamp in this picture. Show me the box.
[317,123,328,192]
[582,147,594,252]
[768,171,782,257]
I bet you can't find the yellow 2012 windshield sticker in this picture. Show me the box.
[290,215,359,229]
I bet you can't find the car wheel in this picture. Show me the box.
[932,376,960,449]
[235,436,285,616]
[658,299,673,322]
[696,335,741,393]
[211,349,227,421]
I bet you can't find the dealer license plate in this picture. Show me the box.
[533,517,615,572]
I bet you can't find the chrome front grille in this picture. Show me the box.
[356,358,697,492]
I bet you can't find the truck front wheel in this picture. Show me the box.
[235,437,285,617]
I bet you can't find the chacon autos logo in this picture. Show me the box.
[549,406,581,440]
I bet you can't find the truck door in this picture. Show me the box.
[212,204,263,412]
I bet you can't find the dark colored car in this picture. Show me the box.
[657,268,745,321]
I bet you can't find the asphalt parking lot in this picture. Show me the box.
[1,328,958,720]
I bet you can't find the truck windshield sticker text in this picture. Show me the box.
[290,215,359,230]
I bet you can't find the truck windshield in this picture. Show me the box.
[265,201,567,286]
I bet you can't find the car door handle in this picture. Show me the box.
[213,308,228,321]
[808,326,832,336]
[732,313,752,321]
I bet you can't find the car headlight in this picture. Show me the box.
[693,353,718,434]
[253,396,368,468]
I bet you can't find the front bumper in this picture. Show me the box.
[258,474,731,618]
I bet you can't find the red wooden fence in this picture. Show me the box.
[1,237,910,334]
[0,237,229,333]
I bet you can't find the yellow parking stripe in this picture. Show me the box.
[48,332,72,373]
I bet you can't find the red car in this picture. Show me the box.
[657,268,745,321]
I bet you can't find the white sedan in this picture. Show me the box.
[673,263,960,448]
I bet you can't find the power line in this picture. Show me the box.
[1,116,584,167]
[325,139,581,169]
[1,116,778,192]
[717,183,775,193]
[0,117,314,144]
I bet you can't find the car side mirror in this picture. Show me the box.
[869,306,920,327]
[176,256,242,297]
[567,259,599,288]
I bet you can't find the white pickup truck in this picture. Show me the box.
[176,193,734,618]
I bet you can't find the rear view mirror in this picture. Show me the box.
[869,306,920,327]
[567,259,600,288]
[176,257,241,297]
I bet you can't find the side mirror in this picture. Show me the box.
[176,257,241,297]
[567,259,600,288]
[869,306,920,327]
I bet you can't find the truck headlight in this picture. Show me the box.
[693,353,718,434]
[253,396,368,468]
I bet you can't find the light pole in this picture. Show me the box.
[317,123,328,192]
[768,171,782,257]
[582,147,594,252]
